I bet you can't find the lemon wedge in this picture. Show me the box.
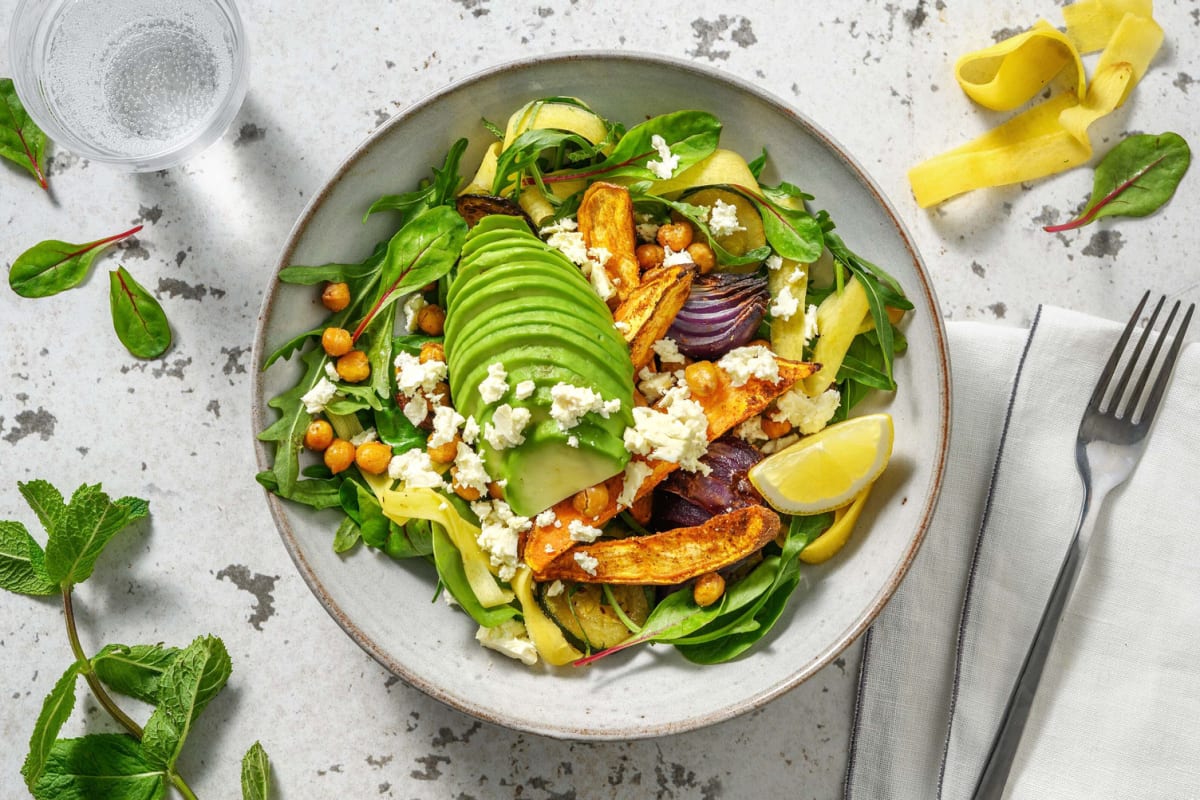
[748,413,894,515]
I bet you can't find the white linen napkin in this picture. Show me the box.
[844,305,1200,800]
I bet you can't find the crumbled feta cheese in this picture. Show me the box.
[350,427,378,447]
[574,551,600,576]
[662,245,694,267]
[718,345,781,387]
[483,404,531,450]
[539,217,578,235]
[453,441,491,494]
[735,416,769,443]
[301,378,339,414]
[443,590,459,608]
[544,580,565,598]
[636,221,661,242]
[478,362,509,404]
[462,416,480,445]
[771,387,841,434]
[617,460,654,508]
[514,380,536,400]
[623,385,711,473]
[544,228,589,266]
[770,282,800,321]
[614,320,631,333]
[651,337,686,366]
[707,199,745,238]
[402,294,428,333]
[402,393,429,427]
[475,620,538,665]
[580,246,617,301]
[324,361,341,382]
[387,448,445,488]
[550,383,620,431]
[637,367,676,404]
[534,509,557,528]
[394,352,447,395]
[568,519,603,543]
[765,253,784,271]
[544,543,555,553]
[646,134,679,180]
[803,303,820,344]
[429,406,465,448]
[471,499,531,581]
[567,435,579,448]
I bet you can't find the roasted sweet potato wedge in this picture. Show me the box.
[535,506,781,584]
[613,264,693,371]
[578,182,640,302]
[523,356,818,574]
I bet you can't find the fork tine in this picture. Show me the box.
[1122,299,1179,419]
[1088,291,1149,412]
[1110,294,1165,415]
[1136,302,1195,425]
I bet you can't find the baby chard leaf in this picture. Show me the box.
[21,661,82,790]
[0,78,48,190]
[241,741,272,800]
[141,635,232,772]
[43,484,149,587]
[0,520,57,596]
[10,225,143,298]
[91,644,182,705]
[588,110,721,182]
[109,266,172,359]
[1045,132,1191,232]
[32,734,167,800]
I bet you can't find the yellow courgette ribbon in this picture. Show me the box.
[909,0,1163,208]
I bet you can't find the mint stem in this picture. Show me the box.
[170,772,200,800]
[62,586,144,739]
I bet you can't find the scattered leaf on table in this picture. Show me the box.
[9,225,143,298]
[109,265,172,359]
[0,77,48,190]
[240,741,271,800]
[141,635,232,771]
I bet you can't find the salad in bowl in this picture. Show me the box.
[257,96,911,669]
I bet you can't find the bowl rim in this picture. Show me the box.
[251,49,952,740]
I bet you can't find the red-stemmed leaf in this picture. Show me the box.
[0,78,49,190]
[9,225,143,298]
[109,266,172,359]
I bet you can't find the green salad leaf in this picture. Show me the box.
[0,77,49,190]
[10,226,143,298]
[108,266,172,359]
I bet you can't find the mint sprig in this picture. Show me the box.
[1,479,271,800]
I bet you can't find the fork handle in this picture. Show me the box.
[969,488,1104,799]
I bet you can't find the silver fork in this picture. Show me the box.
[970,291,1195,799]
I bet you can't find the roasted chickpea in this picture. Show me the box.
[427,432,459,465]
[636,243,665,271]
[761,416,793,439]
[336,350,370,383]
[419,341,446,364]
[684,361,722,398]
[323,439,355,474]
[450,467,482,501]
[355,441,393,475]
[686,242,716,274]
[487,481,506,501]
[321,282,350,312]
[629,492,653,525]
[321,327,353,357]
[656,221,694,252]
[693,572,726,607]
[572,484,609,517]
[417,304,446,336]
[303,419,334,451]
[429,382,452,406]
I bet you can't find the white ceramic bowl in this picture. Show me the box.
[252,53,950,740]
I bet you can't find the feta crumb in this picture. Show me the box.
[636,221,661,242]
[637,367,676,404]
[429,405,465,448]
[350,427,378,447]
[324,361,341,382]
[452,441,491,494]
[567,435,579,448]
[623,385,711,473]
[718,345,781,387]
[478,362,509,404]
[651,337,685,365]
[394,352,447,395]
[771,387,842,434]
[581,246,617,301]
[770,282,800,321]
[534,509,557,528]
[475,620,538,665]
[734,416,769,443]
[387,449,445,488]
[301,377,339,414]
[402,393,429,428]
[550,383,619,431]
[803,303,820,344]
[462,416,480,445]
[646,134,679,180]
[539,217,578,235]
[662,245,694,267]
[544,580,565,598]
[574,551,600,576]
[707,199,746,238]
[544,228,589,266]
[765,253,784,271]
[471,499,531,581]
[617,460,654,508]
[568,519,603,543]
[402,294,428,333]
[483,404,531,450]
[614,320,631,333]
[544,543,555,553]
[514,380,536,400]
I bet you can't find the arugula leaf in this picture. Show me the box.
[109,266,172,359]
[747,147,768,180]
[430,525,518,627]
[19,479,67,535]
[491,127,592,197]
[10,226,143,298]
[43,485,149,587]
[277,260,379,285]
[141,635,232,771]
[364,304,397,401]
[32,734,166,800]
[0,77,49,190]
[240,741,271,800]
[255,471,343,511]
[91,644,182,705]
[0,520,57,596]
[21,661,82,790]
[1046,132,1191,232]
[364,137,467,222]
[261,327,322,369]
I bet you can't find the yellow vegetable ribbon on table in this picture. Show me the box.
[908,0,1163,208]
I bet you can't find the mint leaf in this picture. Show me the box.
[91,644,181,705]
[32,734,166,800]
[241,741,271,800]
[21,661,82,789]
[18,479,67,537]
[43,485,150,586]
[142,635,232,770]
[0,520,57,596]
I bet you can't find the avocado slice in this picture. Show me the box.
[447,295,618,359]
[449,247,591,309]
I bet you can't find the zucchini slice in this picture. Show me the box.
[536,582,651,652]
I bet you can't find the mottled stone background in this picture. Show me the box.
[1,1,1196,797]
